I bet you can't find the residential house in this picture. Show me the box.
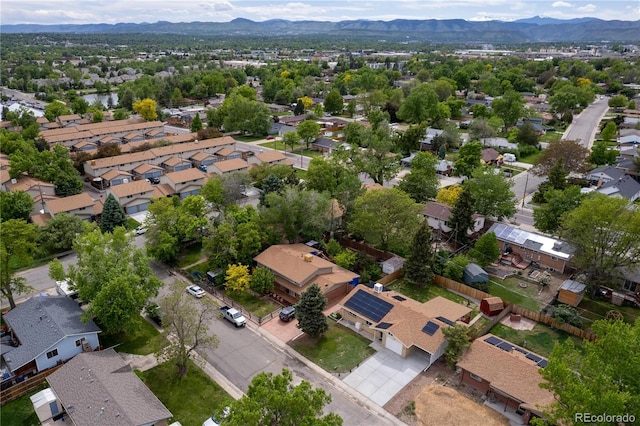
[266,103,290,113]
[596,175,640,202]
[457,334,554,424]
[488,223,573,273]
[278,124,297,138]
[214,147,243,161]
[45,192,97,221]
[71,140,98,152]
[422,202,485,237]
[209,158,250,175]
[1,296,101,382]
[480,148,502,166]
[586,165,625,184]
[615,145,640,180]
[254,244,360,304]
[190,151,218,170]
[279,114,307,127]
[419,128,444,151]
[311,137,337,153]
[107,180,156,215]
[46,348,172,426]
[122,132,146,144]
[99,169,133,187]
[160,157,192,173]
[480,137,518,150]
[131,164,164,181]
[338,284,471,362]
[4,176,57,216]
[57,114,83,126]
[618,134,640,146]
[161,168,207,198]
[248,151,289,166]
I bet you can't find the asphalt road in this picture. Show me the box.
[563,95,610,149]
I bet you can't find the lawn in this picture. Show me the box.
[0,384,46,426]
[540,131,563,143]
[177,241,205,268]
[577,296,639,326]
[518,149,543,165]
[489,322,582,358]
[488,277,541,311]
[233,135,264,142]
[100,315,168,355]
[291,321,375,373]
[139,360,234,426]
[126,217,141,230]
[224,290,280,318]
[387,278,472,305]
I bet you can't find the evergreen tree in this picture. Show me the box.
[448,187,475,246]
[547,158,568,190]
[100,193,127,233]
[296,283,328,338]
[190,112,203,132]
[405,221,435,287]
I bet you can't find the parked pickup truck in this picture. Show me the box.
[220,306,247,327]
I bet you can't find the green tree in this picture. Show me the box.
[297,120,321,150]
[516,121,539,146]
[442,324,472,367]
[547,158,568,190]
[589,141,618,166]
[38,212,84,254]
[44,101,71,122]
[600,121,617,142]
[304,157,363,218]
[540,319,640,425]
[397,83,439,124]
[468,232,500,267]
[404,221,435,287]
[296,283,329,338]
[190,112,203,132]
[0,190,34,222]
[549,91,579,121]
[397,151,439,203]
[348,188,421,254]
[454,141,482,177]
[466,166,516,220]
[225,369,342,426]
[333,249,357,270]
[533,186,584,234]
[225,264,251,293]
[468,119,495,141]
[608,94,628,111]
[561,193,640,294]
[282,131,300,153]
[251,266,275,294]
[0,219,37,308]
[491,90,524,130]
[531,140,590,176]
[160,280,219,377]
[353,133,400,185]
[324,89,344,115]
[443,254,469,282]
[132,98,158,121]
[61,226,161,333]
[100,193,127,233]
[448,186,475,246]
[396,123,426,155]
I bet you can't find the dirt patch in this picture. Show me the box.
[413,386,510,426]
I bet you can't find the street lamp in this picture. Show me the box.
[521,172,529,211]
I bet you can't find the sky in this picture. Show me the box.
[1,0,639,26]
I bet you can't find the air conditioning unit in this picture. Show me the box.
[303,253,313,262]
[374,283,383,294]
[123,178,129,183]
[355,322,361,330]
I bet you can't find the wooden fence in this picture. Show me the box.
[378,268,404,285]
[336,237,394,261]
[0,365,62,405]
[473,304,513,338]
[510,305,597,342]
[433,275,493,301]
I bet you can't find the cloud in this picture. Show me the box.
[577,3,597,13]
[200,0,234,12]
[552,1,572,7]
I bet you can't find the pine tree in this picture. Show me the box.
[448,186,475,246]
[100,193,127,233]
[296,283,328,338]
[190,112,203,132]
[405,221,435,287]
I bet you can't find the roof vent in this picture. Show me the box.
[303,253,313,262]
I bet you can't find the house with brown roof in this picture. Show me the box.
[131,164,164,181]
[100,169,133,187]
[209,158,250,175]
[161,168,207,199]
[214,147,243,161]
[71,140,98,152]
[190,152,218,169]
[122,132,145,143]
[107,180,155,215]
[57,114,82,126]
[248,150,289,166]
[254,244,360,304]
[422,201,485,236]
[160,157,192,173]
[44,192,97,221]
[46,348,172,426]
[457,334,554,424]
[338,284,472,362]
[480,148,502,166]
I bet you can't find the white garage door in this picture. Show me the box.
[385,332,404,355]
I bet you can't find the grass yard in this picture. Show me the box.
[233,135,264,142]
[540,131,563,143]
[0,384,47,426]
[577,296,639,326]
[177,242,205,268]
[387,278,472,305]
[291,321,375,373]
[100,315,168,355]
[224,290,280,318]
[258,141,280,150]
[517,149,543,165]
[139,360,234,426]
[126,217,141,230]
[488,277,541,311]
[489,322,582,358]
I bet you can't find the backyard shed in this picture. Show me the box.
[480,297,504,316]
[463,263,489,286]
[557,279,587,307]
[382,256,404,274]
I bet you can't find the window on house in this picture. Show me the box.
[365,321,372,326]
[469,373,483,382]
[75,338,85,347]
[624,281,638,292]
[551,256,558,261]
[46,349,59,359]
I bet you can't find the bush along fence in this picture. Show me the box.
[432,275,598,342]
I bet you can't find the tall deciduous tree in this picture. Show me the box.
[354,133,400,185]
[436,185,462,206]
[454,141,482,177]
[533,186,584,234]
[0,219,37,308]
[44,101,72,122]
[442,324,472,367]
[540,319,640,425]
[100,193,127,233]
[404,221,435,287]
[160,280,219,377]
[60,226,161,333]
[251,266,275,294]
[491,90,525,130]
[589,142,618,166]
[297,120,321,150]
[0,190,33,222]
[225,264,251,293]
[324,89,344,115]
[531,140,590,176]
[296,283,329,338]
[465,166,516,220]
[448,187,475,246]
[348,188,421,254]
[133,98,158,121]
[38,212,84,254]
[282,131,300,153]
[397,151,439,203]
[560,193,640,293]
[225,369,342,426]
[397,83,439,124]
[469,232,500,267]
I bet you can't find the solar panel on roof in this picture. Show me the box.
[392,295,406,301]
[343,289,394,322]
[422,321,440,336]
[537,359,548,368]
[435,316,455,326]
[497,341,513,352]
[526,353,542,363]
[514,347,528,354]
[484,336,502,346]
[376,322,392,329]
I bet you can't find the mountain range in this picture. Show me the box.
[2,16,639,43]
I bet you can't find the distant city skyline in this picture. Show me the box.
[1,0,639,26]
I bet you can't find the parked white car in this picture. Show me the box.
[134,226,148,235]
[186,285,206,298]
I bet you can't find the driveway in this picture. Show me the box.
[343,348,430,406]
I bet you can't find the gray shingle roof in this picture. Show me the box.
[2,296,101,371]
[47,349,172,426]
